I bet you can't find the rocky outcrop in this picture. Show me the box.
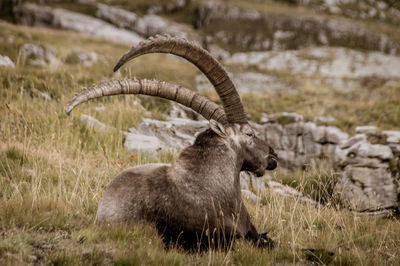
[257,113,399,214]
[287,0,400,26]
[225,47,400,79]
[20,43,60,67]
[124,131,168,156]
[132,118,209,150]
[13,3,143,45]
[80,114,107,132]
[255,113,349,170]
[0,55,15,68]
[96,3,194,39]
[334,134,398,215]
[196,1,400,54]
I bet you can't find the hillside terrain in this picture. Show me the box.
[1,0,400,265]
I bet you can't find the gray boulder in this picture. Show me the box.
[334,133,398,213]
[14,3,143,45]
[0,55,15,68]
[65,50,99,67]
[340,134,367,149]
[20,43,60,67]
[80,114,107,132]
[325,126,349,144]
[241,189,259,204]
[136,118,209,149]
[383,130,400,144]
[383,130,400,156]
[124,130,168,156]
[334,166,397,212]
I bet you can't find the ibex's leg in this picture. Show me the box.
[245,223,276,248]
[236,202,276,249]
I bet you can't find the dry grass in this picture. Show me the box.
[1,22,400,265]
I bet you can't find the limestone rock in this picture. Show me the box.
[80,114,107,131]
[281,130,297,150]
[96,3,191,38]
[383,130,400,144]
[336,152,386,169]
[261,123,283,150]
[136,118,208,149]
[168,103,205,121]
[207,43,231,61]
[225,47,400,79]
[355,125,378,134]
[276,150,307,169]
[241,189,259,203]
[388,144,400,156]
[14,3,143,45]
[303,122,325,143]
[302,123,323,156]
[124,130,168,156]
[336,141,393,167]
[0,55,15,68]
[65,50,98,67]
[325,126,348,144]
[334,166,397,212]
[340,134,367,149]
[198,2,400,55]
[96,3,139,30]
[20,43,60,67]
[356,143,393,160]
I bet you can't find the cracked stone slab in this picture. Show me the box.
[334,166,397,212]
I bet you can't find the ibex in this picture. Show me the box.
[66,35,278,251]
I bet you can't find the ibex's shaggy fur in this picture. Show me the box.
[67,35,278,250]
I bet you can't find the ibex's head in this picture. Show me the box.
[209,120,277,177]
[66,35,278,176]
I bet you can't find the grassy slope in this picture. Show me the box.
[1,22,400,265]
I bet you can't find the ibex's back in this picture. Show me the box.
[67,35,278,250]
[96,163,170,223]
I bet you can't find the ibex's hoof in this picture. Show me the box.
[256,232,276,249]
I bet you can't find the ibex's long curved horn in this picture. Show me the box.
[66,78,228,124]
[113,35,247,124]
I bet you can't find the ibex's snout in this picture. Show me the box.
[265,150,278,170]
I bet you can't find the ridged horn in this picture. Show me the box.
[66,78,228,124]
[113,35,247,124]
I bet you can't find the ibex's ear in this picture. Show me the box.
[210,119,227,137]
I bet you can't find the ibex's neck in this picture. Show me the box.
[174,129,243,193]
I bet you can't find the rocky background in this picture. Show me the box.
[1,0,400,216]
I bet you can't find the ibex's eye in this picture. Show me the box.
[246,132,254,137]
